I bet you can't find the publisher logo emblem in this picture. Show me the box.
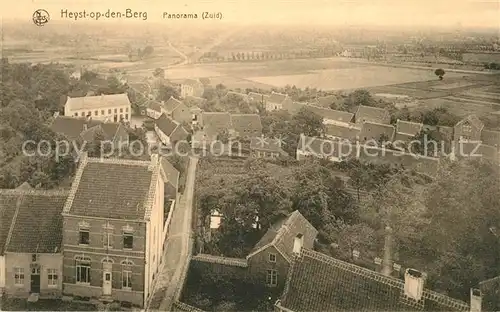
[33,9,50,26]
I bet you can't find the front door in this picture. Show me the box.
[102,269,112,296]
[30,267,40,293]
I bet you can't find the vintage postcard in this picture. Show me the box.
[1,0,499,311]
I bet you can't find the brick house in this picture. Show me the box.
[163,96,192,125]
[394,119,423,142]
[246,211,318,290]
[145,101,163,120]
[154,114,189,148]
[230,114,263,138]
[453,114,484,142]
[275,249,471,312]
[358,121,395,144]
[60,154,171,307]
[1,190,67,299]
[265,92,292,111]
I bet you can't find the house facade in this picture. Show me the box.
[246,211,318,290]
[163,97,192,125]
[154,114,189,148]
[180,79,205,98]
[266,92,292,111]
[64,94,132,122]
[60,154,170,307]
[0,190,67,299]
[453,114,484,142]
[146,101,164,120]
[250,137,287,159]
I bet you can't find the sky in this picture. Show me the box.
[2,0,499,29]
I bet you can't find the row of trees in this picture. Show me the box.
[198,49,340,63]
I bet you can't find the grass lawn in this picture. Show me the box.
[1,298,96,311]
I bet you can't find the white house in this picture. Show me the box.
[64,94,132,122]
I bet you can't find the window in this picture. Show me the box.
[32,254,38,262]
[76,257,91,284]
[101,110,105,115]
[120,108,123,113]
[114,108,117,113]
[463,124,472,132]
[94,110,98,116]
[122,260,133,289]
[123,232,133,249]
[14,268,24,285]
[269,253,277,263]
[79,228,90,245]
[125,114,129,120]
[125,107,129,112]
[108,109,111,114]
[87,111,91,117]
[266,269,277,287]
[103,229,113,249]
[74,113,78,116]
[47,269,58,286]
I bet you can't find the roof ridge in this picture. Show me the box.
[4,195,24,253]
[143,163,160,221]
[363,121,394,128]
[87,157,151,166]
[62,154,89,215]
[0,189,69,196]
[301,248,403,285]
[397,119,423,126]
[272,211,301,246]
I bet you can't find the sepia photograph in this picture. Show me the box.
[0,0,500,311]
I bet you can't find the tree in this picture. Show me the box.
[153,68,165,78]
[157,85,179,102]
[290,107,325,137]
[342,89,376,111]
[434,68,445,80]
[143,45,154,58]
[217,129,230,144]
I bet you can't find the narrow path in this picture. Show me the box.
[146,157,198,311]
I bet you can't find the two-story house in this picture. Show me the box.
[163,97,192,125]
[180,79,206,98]
[1,189,67,299]
[453,114,483,142]
[246,211,318,289]
[265,92,292,111]
[60,154,171,307]
[154,114,190,148]
[64,94,132,122]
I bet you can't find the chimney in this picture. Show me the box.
[470,288,482,312]
[381,226,393,276]
[404,268,426,301]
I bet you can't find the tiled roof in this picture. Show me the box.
[310,95,340,108]
[230,114,263,136]
[480,129,500,147]
[160,157,180,190]
[156,114,179,136]
[1,190,68,253]
[359,122,395,143]
[62,155,159,220]
[455,114,484,131]
[0,192,19,255]
[201,112,231,131]
[248,210,318,262]
[268,92,288,104]
[248,92,270,102]
[50,116,101,140]
[456,141,499,162]
[279,249,470,312]
[304,105,354,123]
[164,96,183,113]
[396,120,423,136]
[355,105,391,124]
[198,77,211,86]
[192,254,248,268]
[65,93,131,110]
[325,123,361,142]
[250,137,286,154]
[79,122,125,142]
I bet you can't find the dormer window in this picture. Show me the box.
[269,253,277,263]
